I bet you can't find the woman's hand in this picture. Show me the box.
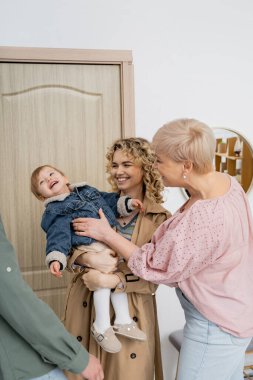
[72,209,114,242]
[76,250,118,274]
[82,269,120,291]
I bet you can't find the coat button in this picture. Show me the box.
[83,301,88,307]
[130,353,136,359]
[6,267,12,272]
[77,336,82,342]
[133,316,138,322]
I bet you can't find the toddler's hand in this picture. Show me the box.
[50,261,62,278]
[131,198,144,212]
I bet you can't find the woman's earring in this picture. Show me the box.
[182,174,187,180]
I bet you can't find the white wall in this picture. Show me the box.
[1,1,253,378]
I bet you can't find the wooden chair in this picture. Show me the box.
[244,339,253,379]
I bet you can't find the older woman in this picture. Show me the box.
[74,119,253,380]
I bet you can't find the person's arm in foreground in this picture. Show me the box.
[0,217,103,380]
[73,209,137,261]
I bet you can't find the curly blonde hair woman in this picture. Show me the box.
[65,137,171,380]
[106,137,164,204]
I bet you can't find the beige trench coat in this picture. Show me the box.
[63,196,170,380]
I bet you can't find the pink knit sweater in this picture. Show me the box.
[128,176,253,337]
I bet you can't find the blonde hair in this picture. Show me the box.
[31,165,66,200]
[152,118,216,174]
[106,137,164,203]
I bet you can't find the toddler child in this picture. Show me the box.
[31,165,146,354]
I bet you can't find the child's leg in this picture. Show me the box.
[92,288,122,353]
[77,243,112,333]
[111,291,147,341]
[93,288,111,333]
[110,292,132,325]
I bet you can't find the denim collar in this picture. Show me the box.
[69,182,87,191]
[44,181,87,207]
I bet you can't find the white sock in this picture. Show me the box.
[93,288,111,333]
[110,292,132,325]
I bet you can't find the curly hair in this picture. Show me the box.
[106,137,164,204]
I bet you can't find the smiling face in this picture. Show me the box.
[36,166,70,200]
[111,150,144,197]
[155,153,184,187]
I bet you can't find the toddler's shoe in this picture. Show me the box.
[91,324,122,353]
[113,321,147,341]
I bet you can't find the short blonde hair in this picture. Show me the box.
[152,119,216,174]
[31,165,66,200]
[106,137,164,203]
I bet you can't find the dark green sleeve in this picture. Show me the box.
[0,216,89,374]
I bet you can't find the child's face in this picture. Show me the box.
[37,167,70,200]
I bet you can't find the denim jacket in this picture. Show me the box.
[41,182,119,269]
